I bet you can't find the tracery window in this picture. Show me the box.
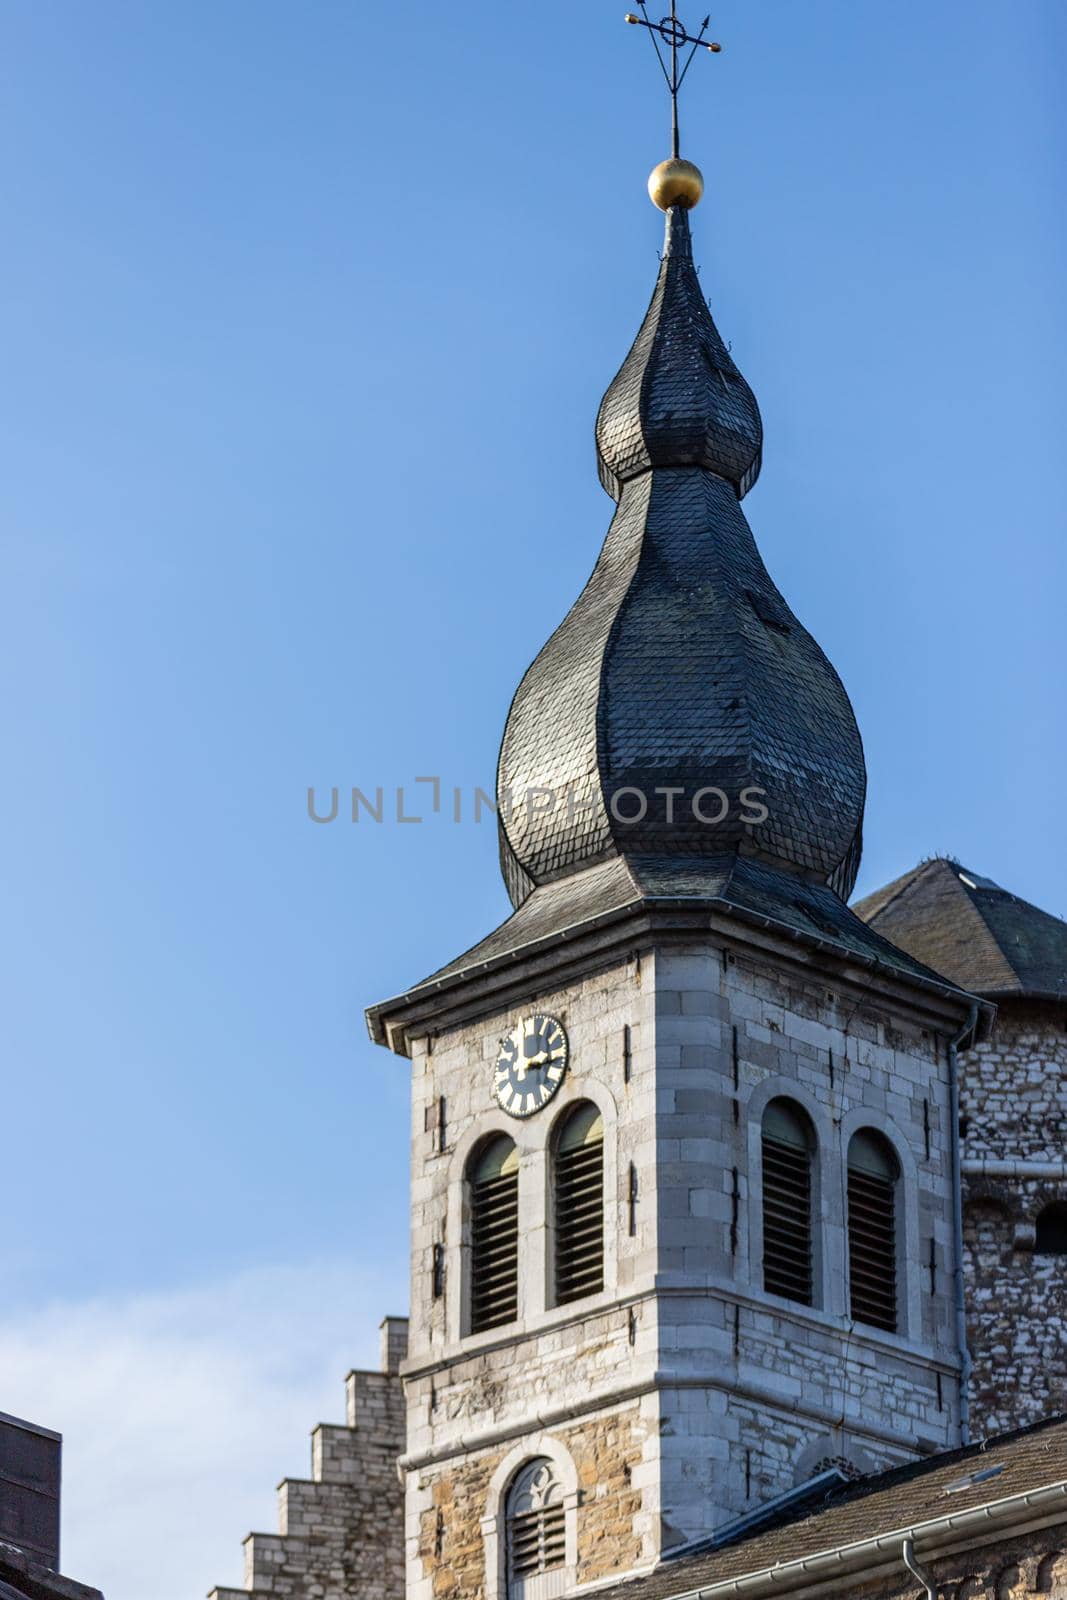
[506,1458,566,1599]
[469,1134,519,1334]
[847,1129,900,1332]
[553,1102,604,1306]
[761,1098,815,1306]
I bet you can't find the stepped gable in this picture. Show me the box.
[206,1318,407,1600]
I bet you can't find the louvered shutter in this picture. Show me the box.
[470,1136,519,1333]
[554,1105,604,1306]
[507,1459,566,1599]
[761,1100,814,1306]
[847,1131,898,1332]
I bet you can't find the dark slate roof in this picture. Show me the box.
[853,858,1067,1001]
[496,203,866,916]
[595,203,763,502]
[573,1415,1067,1600]
[0,1545,102,1600]
[398,853,974,1001]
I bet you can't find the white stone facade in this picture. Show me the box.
[399,926,969,1598]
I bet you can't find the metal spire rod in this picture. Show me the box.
[624,4,721,159]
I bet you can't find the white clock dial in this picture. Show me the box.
[494,1013,569,1119]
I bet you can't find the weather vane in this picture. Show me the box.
[625,3,721,210]
[625,3,721,159]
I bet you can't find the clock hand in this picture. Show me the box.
[517,1047,566,1075]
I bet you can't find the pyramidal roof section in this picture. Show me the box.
[853,858,1067,1001]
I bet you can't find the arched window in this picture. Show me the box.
[1035,1202,1067,1255]
[553,1103,604,1306]
[469,1135,519,1334]
[847,1130,900,1333]
[506,1458,565,1599]
[761,1098,816,1305]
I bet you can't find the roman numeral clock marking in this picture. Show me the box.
[494,1013,569,1119]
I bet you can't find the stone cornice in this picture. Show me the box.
[367,896,989,1057]
[398,1365,953,1475]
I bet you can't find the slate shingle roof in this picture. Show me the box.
[496,204,866,916]
[853,859,1067,1001]
[0,1544,102,1600]
[574,1415,1067,1600]
[595,202,763,501]
[403,853,974,1002]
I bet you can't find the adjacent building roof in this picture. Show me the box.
[0,1414,59,1574]
[853,858,1067,1002]
[0,1544,102,1600]
[0,1415,102,1600]
[574,1415,1067,1600]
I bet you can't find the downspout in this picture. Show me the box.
[901,1537,936,1600]
[948,1002,979,1447]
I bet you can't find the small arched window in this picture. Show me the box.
[847,1130,900,1333]
[761,1098,815,1306]
[469,1135,519,1334]
[506,1458,565,1599]
[1035,1202,1067,1255]
[554,1103,604,1306]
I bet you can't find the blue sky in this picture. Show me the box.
[0,3,1063,1596]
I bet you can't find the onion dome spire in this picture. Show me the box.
[596,202,762,501]
[496,180,866,910]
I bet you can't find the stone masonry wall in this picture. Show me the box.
[838,1523,1067,1600]
[414,1404,644,1600]
[961,1001,1067,1437]
[401,928,966,1595]
[206,1317,408,1600]
[652,942,961,1544]
[402,954,660,1600]
[960,1002,1067,1164]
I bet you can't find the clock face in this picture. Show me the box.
[494,1014,569,1119]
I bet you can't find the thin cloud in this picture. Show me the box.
[0,1259,408,1600]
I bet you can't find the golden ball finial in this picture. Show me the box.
[647,157,704,212]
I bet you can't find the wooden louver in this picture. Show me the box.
[554,1106,604,1306]
[470,1138,519,1334]
[508,1501,566,1583]
[761,1102,814,1306]
[847,1134,898,1333]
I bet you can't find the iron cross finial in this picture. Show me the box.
[624,3,722,159]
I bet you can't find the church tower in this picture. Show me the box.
[367,56,988,1600]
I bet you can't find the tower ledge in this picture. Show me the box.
[367,855,990,1057]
